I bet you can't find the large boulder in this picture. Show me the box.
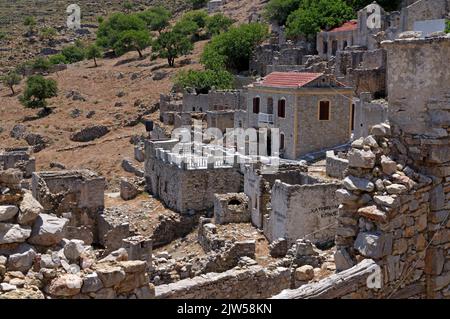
[0,206,19,222]
[95,264,126,288]
[47,274,83,297]
[0,223,31,244]
[120,179,139,201]
[18,191,43,226]
[6,244,36,272]
[28,214,69,247]
[70,125,109,142]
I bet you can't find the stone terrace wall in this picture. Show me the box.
[155,265,290,299]
[326,151,348,179]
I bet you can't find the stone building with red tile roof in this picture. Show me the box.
[242,72,353,160]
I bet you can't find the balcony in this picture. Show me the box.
[258,113,274,125]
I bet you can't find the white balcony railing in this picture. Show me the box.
[258,113,274,124]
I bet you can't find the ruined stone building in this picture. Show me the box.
[317,20,358,60]
[245,72,353,160]
[275,34,450,300]
[144,139,243,213]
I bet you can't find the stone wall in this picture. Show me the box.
[155,265,290,299]
[31,170,105,245]
[353,93,389,139]
[213,193,250,224]
[0,148,35,179]
[206,110,235,132]
[400,0,449,32]
[182,90,243,113]
[326,150,349,179]
[268,178,341,245]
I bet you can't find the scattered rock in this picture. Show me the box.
[49,162,66,169]
[269,238,288,258]
[18,191,43,226]
[10,124,27,139]
[0,205,19,222]
[6,244,36,272]
[0,223,31,244]
[343,176,374,192]
[28,214,69,246]
[295,265,314,281]
[69,108,82,118]
[66,90,86,101]
[82,272,103,293]
[120,179,139,201]
[348,149,375,168]
[86,111,96,118]
[70,125,109,142]
[47,274,83,297]
[63,239,85,261]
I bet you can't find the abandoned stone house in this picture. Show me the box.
[243,163,340,246]
[317,20,358,60]
[144,139,243,213]
[0,147,35,179]
[245,72,353,160]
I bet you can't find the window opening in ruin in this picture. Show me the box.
[278,99,286,118]
[332,40,338,56]
[280,133,285,150]
[253,97,260,114]
[351,103,355,130]
[343,41,348,50]
[323,41,328,55]
[228,199,241,206]
[319,101,330,121]
[267,97,274,114]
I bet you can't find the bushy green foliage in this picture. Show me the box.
[173,10,209,39]
[20,75,57,109]
[48,54,68,65]
[153,31,194,67]
[1,71,21,95]
[97,12,151,57]
[113,30,150,58]
[86,44,102,67]
[205,13,234,36]
[201,23,269,72]
[286,0,354,39]
[61,44,86,63]
[31,57,52,72]
[176,69,234,94]
[189,0,208,10]
[0,31,7,41]
[446,20,450,33]
[264,0,302,26]
[173,18,200,37]
[39,27,57,41]
[136,6,171,33]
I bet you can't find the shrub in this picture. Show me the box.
[175,69,234,94]
[39,27,57,41]
[31,57,52,72]
[206,13,234,36]
[20,75,58,109]
[48,54,68,65]
[61,44,86,63]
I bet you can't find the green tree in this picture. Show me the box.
[114,30,150,58]
[20,75,57,110]
[39,27,57,41]
[446,20,450,33]
[182,10,209,29]
[201,23,269,72]
[264,0,302,26]
[206,13,234,36]
[189,0,208,10]
[175,69,234,94]
[97,13,151,57]
[173,18,200,37]
[286,0,354,39]
[61,44,86,63]
[86,44,102,67]
[136,6,171,33]
[23,16,37,34]
[153,31,194,67]
[1,71,21,95]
